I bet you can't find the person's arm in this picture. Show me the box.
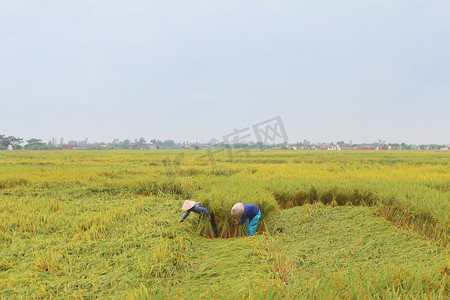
[197,206,210,216]
[234,218,244,226]
[178,211,190,224]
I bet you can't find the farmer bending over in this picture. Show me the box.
[178,200,219,237]
[178,200,211,224]
[231,203,261,235]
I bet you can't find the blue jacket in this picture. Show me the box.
[238,204,260,225]
[180,202,210,222]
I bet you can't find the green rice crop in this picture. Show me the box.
[195,178,279,238]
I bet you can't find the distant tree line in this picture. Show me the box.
[109,138,177,149]
[0,135,181,150]
[0,134,448,151]
[0,135,24,150]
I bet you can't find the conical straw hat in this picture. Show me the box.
[231,203,245,219]
[182,200,196,211]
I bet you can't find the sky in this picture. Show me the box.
[1,0,449,145]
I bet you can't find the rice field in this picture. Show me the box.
[0,150,449,299]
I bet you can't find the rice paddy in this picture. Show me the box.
[0,150,449,298]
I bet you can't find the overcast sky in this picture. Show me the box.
[1,0,449,145]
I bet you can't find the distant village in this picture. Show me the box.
[1,134,449,152]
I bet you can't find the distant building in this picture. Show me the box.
[6,144,13,150]
[62,144,78,150]
[360,145,374,150]
[134,144,157,150]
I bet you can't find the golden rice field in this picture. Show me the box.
[0,150,449,299]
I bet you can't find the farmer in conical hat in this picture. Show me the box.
[178,200,210,224]
[178,200,219,237]
[231,203,261,235]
